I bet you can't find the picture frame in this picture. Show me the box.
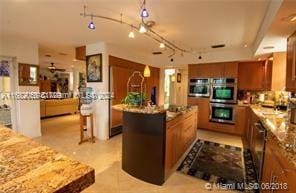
[86,54,103,82]
[18,63,39,86]
[0,60,10,77]
[177,73,181,83]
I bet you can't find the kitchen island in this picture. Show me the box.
[116,105,198,185]
[0,126,95,193]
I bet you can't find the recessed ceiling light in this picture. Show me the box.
[263,46,274,49]
[72,59,77,62]
[244,44,248,48]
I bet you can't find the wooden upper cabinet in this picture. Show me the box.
[75,46,86,61]
[286,31,296,91]
[238,61,271,91]
[188,62,238,78]
[223,62,238,77]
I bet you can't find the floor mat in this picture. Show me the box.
[177,139,258,192]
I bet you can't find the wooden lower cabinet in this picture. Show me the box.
[261,139,296,193]
[165,108,198,176]
[188,97,209,129]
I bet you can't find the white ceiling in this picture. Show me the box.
[0,0,272,61]
[255,0,296,56]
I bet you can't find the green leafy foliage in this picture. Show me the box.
[123,92,146,106]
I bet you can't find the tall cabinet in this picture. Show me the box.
[286,31,296,91]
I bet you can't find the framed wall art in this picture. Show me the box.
[86,54,102,82]
[18,63,39,86]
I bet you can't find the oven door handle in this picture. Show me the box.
[209,104,212,120]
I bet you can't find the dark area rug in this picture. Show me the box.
[177,139,258,193]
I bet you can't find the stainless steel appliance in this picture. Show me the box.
[188,78,211,97]
[210,78,237,103]
[209,103,235,124]
[252,121,267,181]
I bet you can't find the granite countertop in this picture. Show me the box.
[0,127,95,193]
[112,104,197,121]
[250,105,296,168]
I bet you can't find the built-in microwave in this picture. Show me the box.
[209,103,235,124]
[210,78,237,104]
[188,78,211,97]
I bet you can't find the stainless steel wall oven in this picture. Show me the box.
[210,78,237,104]
[188,78,211,97]
[209,103,235,124]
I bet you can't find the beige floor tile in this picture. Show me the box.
[35,114,242,193]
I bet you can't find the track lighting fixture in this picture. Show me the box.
[128,31,135,38]
[88,15,95,30]
[140,0,149,18]
[139,23,147,33]
[159,42,165,49]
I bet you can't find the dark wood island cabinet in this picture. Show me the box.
[121,106,198,185]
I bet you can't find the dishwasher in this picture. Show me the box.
[252,121,267,181]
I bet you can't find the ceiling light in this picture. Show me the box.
[290,15,296,22]
[140,0,149,18]
[139,23,147,33]
[144,65,151,77]
[88,15,95,30]
[171,74,176,82]
[72,59,77,62]
[159,42,165,49]
[128,31,135,38]
[141,8,149,18]
[244,44,248,48]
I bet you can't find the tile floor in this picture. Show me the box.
[35,114,242,193]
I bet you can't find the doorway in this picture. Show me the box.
[0,56,18,131]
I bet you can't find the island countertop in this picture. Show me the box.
[0,127,95,193]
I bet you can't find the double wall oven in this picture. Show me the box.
[209,78,237,124]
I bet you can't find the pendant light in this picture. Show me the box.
[128,31,135,38]
[88,15,95,30]
[144,65,151,77]
[139,22,147,33]
[128,25,135,38]
[171,74,176,82]
[140,0,149,18]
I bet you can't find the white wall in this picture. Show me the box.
[86,42,109,140]
[0,35,41,137]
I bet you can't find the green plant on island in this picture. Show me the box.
[123,92,146,106]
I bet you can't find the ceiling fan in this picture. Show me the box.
[47,62,66,73]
